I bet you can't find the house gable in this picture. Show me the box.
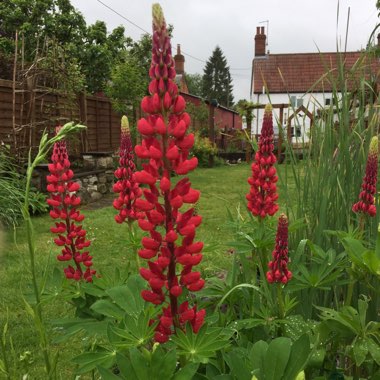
[251,28,380,95]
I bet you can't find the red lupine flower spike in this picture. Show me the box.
[47,126,95,282]
[246,104,279,218]
[113,116,142,223]
[134,3,205,343]
[352,136,378,217]
[266,213,292,284]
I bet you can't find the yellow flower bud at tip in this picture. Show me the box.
[152,3,165,28]
[369,136,378,156]
[265,103,273,113]
[121,115,130,134]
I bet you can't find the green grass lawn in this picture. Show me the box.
[0,163,295,378]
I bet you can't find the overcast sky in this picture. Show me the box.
[71,0,379,101]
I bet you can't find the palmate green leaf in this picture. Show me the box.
[52,319,109,343]
[106,275,146,316]
[228,318,266,331]
[341,237,367,267]
[263,337,291,380]
[107,311,155,349]
[250,340,268,377]
[316,306,360,336]
[97,366,122,380]
[367,338,380,365]
[72,350,117,374]
[129,347,150,379]
[352,337,368,367]
[151,346,177,379]
[171,325,232,363]
[357,297,368,330]
[362,250,380,275]
[90,299,125,320]
[282,334,311,380]
[173,363,199,380]
[116,353,135,378]
[224,350,252,380]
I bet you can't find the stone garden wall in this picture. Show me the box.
[34,153,116,204]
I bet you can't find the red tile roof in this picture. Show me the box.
[252,51,380,94]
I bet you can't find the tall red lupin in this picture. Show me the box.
[266,213,292,284]
[352,136,378,217]
[246,104,279,218]
[113,115,142,223]
[47,126,95,282]
[134,4,205,343]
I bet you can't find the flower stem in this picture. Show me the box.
[346,215,364,307]
[128,221,141,269]
[24,160,53,378]
[276,283,285,319]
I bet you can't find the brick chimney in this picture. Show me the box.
[174,44,185,75]
[255,26,266,56]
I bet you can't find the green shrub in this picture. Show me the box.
[0,147,47,227]
[191,132,218,167]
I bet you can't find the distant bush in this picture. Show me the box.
[0,147,47,227]
[192,132,218,167]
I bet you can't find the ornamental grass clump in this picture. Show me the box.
[246,104,279,218]
[47,126,95,282]
[133,3,205,343]
[352,136,378,217]
[266,213,292,284]
[113,115,142,223]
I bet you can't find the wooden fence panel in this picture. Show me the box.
[0,79,121,159]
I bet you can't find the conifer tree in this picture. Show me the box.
[202,46,234,107]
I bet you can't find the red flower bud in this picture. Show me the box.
[173,96,185,113]
[138,119,155,135]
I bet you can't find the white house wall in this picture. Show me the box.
[251,92,334,144]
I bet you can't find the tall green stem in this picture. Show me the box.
[346,215,364,307]
[127,221,141,269]
[276,283,285,319]
[24,163,52,378]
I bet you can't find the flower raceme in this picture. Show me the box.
[266,213,292,284]
[352,136,378,217]
[247,104,279,218]
[113,116,142,223]
[133,4,205,343]
[47,126,95,282]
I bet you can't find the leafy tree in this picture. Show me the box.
[0,0,86,60]
[106,53,146,114]
[236,99,257,162]
[186,102,209,137]
[202,46,234,107]
[126,33,152,86]
[81,21,127,93]
[186,73,203,97]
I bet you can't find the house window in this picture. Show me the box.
[325,98,331,106]
[290,96,303,108]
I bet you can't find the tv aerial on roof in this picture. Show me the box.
[259,20,269,51]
